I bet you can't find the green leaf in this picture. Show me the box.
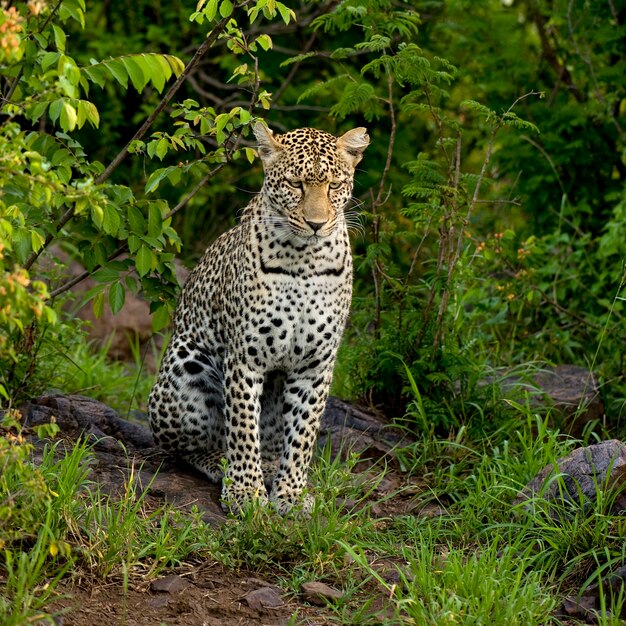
[153,54,173,83]
[28,100,49,122]
[256,34,272,51]
[276,2,294,24]
[102,204,121,236]
[121,56,148,92]
[77,100,99,128]
[128,234,141,252]
[136,245,152,277]
[108,282,126,314]
[52,24,67,52]
[151,305,170,332]
[13,229,31,264]
[82,63,107,88]
[59,102,78,131]
[48,98,65,123]
[203,0,218,21]
[148,204,163,238]
[59,0,85,27]
[41,51,60,71]
[127,205,146,232]
[31,229,45,252]
[280,52,315,68]
[155,138,169,160]
[145,167,172,194]
[141,54,165,93]
[106,59,129,88]
[219,0,233,17]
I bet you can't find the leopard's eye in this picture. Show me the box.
[329,181,343,190]
[286,179,303,190]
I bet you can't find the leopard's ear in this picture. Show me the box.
[337,127,370,168]
[253,122,284,167]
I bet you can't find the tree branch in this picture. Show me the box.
[23,9,241,273]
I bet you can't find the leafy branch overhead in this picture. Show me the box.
[0,0,294,370]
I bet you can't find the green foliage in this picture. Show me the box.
[0,0,295,405]
[277,0,626,429]
[346,538,558,625]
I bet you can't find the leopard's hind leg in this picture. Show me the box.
[148,334,226,481]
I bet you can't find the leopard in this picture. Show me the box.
[148,121,369,515]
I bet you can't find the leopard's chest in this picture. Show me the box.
[238,265,351,371]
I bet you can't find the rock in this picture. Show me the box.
[301,581,344,605]
[557,565,626,621]
[21,394,226,525]
[558,594,598,621]
[242,587,284,610]
[498,365,604,435]
[146,595,171,609]
[319,397,412,471]
[150,575,191,594]
[514,440,626,514]
[26,394,155,448]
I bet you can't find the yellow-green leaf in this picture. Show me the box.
[52,25,66,52]
[93,291,105,319]
[60,102,77,131]
[219,0,233,17]
[121,56,147,92]
[256,34,272,51]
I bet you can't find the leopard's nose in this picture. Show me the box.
[305,220,327,233]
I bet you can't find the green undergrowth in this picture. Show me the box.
[3,400,626,625]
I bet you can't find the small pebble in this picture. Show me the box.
[243,586,285,610]
[150,574,190,594]
[301,581,344,605]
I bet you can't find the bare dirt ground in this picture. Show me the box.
[50,563,339,626]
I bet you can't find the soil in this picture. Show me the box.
[50,563,339,625]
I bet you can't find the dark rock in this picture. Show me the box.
[146,595,171,609]
[498,365,604,435]
[319,397,412,470]
[559,594,598,621]
[242,587,284,610]
[514,440,626,514]
[301,581,344,605]
[150,575,191,594]
[22,394,226,525]
[557,565,626,622]
[23,394,154,450]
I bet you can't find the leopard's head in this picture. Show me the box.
[253,122,369,241]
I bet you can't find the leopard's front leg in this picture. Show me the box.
[221,356,267,513]
[270,367,332,515]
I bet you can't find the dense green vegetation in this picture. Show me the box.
[1,0,625,623]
